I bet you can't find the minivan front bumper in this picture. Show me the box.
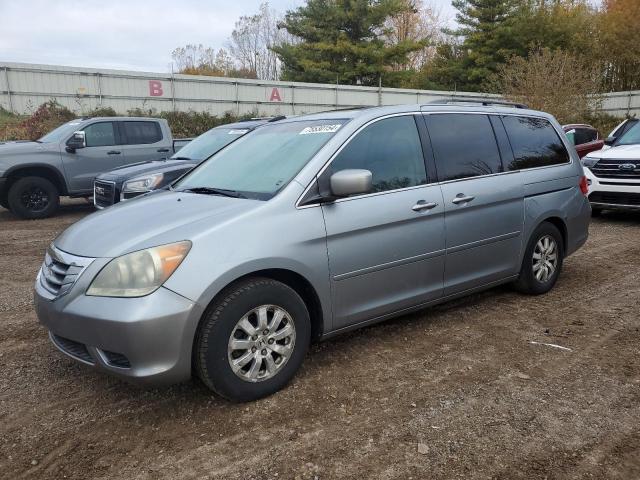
[35,279,201,386]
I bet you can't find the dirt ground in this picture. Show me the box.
[0,200,639,480]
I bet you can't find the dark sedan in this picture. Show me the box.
[93,117,283,208]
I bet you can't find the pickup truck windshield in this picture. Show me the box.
[38,120,85,143]
[175,119,346,200]
[616,121,640,146]
[170,127,247,161]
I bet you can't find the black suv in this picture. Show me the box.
[93,118,283,208]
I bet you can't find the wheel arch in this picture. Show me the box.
[540,216,568,253]
[196,268,326,343]
[4,164,68,196]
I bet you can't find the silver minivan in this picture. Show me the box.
[35,103,591,402]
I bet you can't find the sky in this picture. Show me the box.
[0,0,457,73]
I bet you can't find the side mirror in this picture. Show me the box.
[66,131,86,152]
[330,169,372,197]
[604,136,616,146]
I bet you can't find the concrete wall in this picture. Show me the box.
[1,62,637,118]
[0,62,497,116]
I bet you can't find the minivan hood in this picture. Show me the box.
[589,144,640,160]
[54,190,263,258]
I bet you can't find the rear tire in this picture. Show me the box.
[194,277,310,402]
[591,207,602,217]
[7,176,59,219]
[513,222,564,295]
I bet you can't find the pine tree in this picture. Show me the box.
[272,0,426,86]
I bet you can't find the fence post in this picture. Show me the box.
[235,81,240,115]
[291,85,295,115]
[170,74,176,112]
[96,72,102,107]
[4,67,13,113]
[378,77,382,106]
[628,90,633,117]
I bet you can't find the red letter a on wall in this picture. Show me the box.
[269,87,282,102]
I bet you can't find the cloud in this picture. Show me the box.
[0,0,455,72]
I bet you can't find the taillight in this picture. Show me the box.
[579,175,589,196]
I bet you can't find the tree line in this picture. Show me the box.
[172,0,638,93]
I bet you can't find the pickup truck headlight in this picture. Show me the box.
[122,173,164,194]
[86,241,191,297]
[582,156,599,168]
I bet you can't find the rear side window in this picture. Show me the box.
[330,115,427,193]
[502,116,569,170]
[123,121,162,145]
[83,122,116,147]
[575,128,598,145]
[425,113,502,182]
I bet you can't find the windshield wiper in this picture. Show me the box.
[171,156,192,160]
[179,186,246,198]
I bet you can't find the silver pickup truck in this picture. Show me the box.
[0,116,176,219]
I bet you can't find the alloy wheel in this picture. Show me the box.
[227,304,296,382]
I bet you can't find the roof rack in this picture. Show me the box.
[426,98,528,109]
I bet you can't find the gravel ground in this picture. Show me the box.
[0,201,639,480]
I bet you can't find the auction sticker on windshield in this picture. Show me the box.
[299,124,342,135]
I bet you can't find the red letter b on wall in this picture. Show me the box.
[149,80,164,96]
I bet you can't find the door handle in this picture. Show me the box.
[107,150,121,155]
[412,201,438,212]
[452,194,475,205]
[157,148,170,153]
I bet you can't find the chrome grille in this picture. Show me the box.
[590,159,640,179]
[38,246,94,300]
[94,180,116,208]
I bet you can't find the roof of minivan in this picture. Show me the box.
[287,103,553,124]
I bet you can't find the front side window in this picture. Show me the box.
[425,113,502,182]
[616,121,640,146]
[171,127,249,161]
[175,119,346,200]
[123,121,162,145]
[502,116,569,170]
[83,122,116,147]
[330,116,427,193]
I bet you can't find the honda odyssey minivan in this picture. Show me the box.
[35,102,591,402]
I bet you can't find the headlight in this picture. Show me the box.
[122,173,164,193]
[582,156,599,167]
[87,241,191,297]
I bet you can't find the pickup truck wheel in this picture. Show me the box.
[195,277,310,402]
[513,222,564,295]
[7,176,60,219]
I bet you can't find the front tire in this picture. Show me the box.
[7,176,60,219]
[513,222,564,295]
[194,277,310,402]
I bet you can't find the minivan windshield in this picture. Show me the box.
[171,127,250,161]
[616,121,640,146]
[175,119,346,200]
[38,119,86,143]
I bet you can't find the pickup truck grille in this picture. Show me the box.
[94,180,116,208]
[38,247,93,300]
[590,159,640,179]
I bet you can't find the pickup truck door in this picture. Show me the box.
[62,120,129,194]
[120,121,172,164]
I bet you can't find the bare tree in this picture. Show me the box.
[497,47,603,124]
[385,0,445,71]
[227,2,292,80]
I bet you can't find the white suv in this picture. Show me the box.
[583,119,640,213]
